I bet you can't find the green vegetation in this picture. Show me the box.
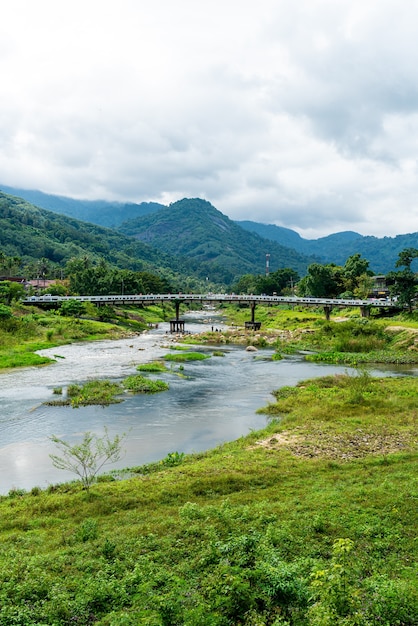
[164,350,211,362]
[203,304,418,365]
[0,374,416,624]
[0,191,181,277]
[0,300,173,369]
[119,197,314,283]
[122,374,169,394]
[136,361,169,372]
[49,428,126,491]
[46,380,123,407]
[45,374,169,407]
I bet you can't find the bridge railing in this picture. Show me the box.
[22,293,399,308]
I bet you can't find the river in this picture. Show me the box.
[0,311,416,494]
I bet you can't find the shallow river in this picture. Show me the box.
[0,311,416,494]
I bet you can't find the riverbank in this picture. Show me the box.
[0,371,416,624]
[184,304,418,364]
[0,302,170,369]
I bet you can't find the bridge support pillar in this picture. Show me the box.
[245,302,262,330]
[169,300,185,333]
[360,306,371,318]
[324,305,333,321]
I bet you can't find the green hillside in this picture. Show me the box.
[0,184,163,227]
[0,191,184,275]
[4,184,418,274]
[118,198,318,283]
[238,220,418,274]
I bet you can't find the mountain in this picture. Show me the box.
[118,198,318,283]
[238,220,418,274]
[0,191,181,274]
[3,184,417,274]
[0,185,162,228]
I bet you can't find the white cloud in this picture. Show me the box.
[1,0,418,238]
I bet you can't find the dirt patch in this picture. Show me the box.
[253,429,417,461]
[386,325,418,333]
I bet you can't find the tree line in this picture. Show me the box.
[232,249,418,311]
[0,248,417,312]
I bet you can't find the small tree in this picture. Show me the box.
[49,427,125,490]
[59,299,85,318]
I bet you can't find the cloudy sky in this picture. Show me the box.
[1,0,418,238]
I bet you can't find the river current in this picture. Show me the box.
[0,311,416,494]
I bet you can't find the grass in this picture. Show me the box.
[0,373,416,624]
[0,303,168,370]
[44,374,169,407]
[1,302,418,622]
[122,374,169,393]
[136,361,169,372]
[45,380,123,407]
[163,350,211,362]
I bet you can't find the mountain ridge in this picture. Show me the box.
[117,198,318,283]
[2,184,418,274]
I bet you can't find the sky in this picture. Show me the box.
[1,0,418,239]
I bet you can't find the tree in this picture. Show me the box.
[342,254,371,293]
[49,428,126,490]
[60,299,85,318]
[396,247,418,270]
[386,248,418,312]
[300,263,342,297]
[0,281,25,305]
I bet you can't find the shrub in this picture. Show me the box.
[49,427,126,490]
[122,375,169,394]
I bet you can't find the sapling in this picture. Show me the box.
[49,427,126,490]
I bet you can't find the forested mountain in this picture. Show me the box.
[2,183,417,279]
[0,185,162,228]
[0,191,182,275]
[118,198,318,283]
[238,220,418,274]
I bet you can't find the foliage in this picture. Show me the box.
[164,351,211,362]
[49,427,126,490]
[0,280,25,304]
[239,219,418,274]
[0,303,12,320]
[59,298,85,318]
[232,268,300,296]
[122,374,169,394]
[136,361,169,372]
[0,374,416,623]
[118,197,315,282]
[66,258,173,296]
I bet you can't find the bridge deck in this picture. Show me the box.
[22,293,399,309]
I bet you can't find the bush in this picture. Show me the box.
[122,375,169,394]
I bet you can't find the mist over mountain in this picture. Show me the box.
[0,185,163,228]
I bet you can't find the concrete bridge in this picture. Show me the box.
[23,292,400,330]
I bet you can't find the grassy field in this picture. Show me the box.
[0,371,416,625]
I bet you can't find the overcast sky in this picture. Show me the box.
[2,1,418,238]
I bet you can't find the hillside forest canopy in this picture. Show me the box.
[0,190,417,303]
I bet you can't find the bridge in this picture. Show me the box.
[23,293,400,330]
